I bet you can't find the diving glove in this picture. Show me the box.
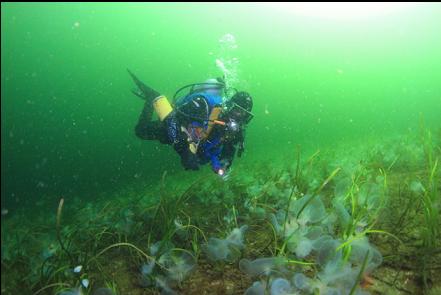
[180,149,199,171]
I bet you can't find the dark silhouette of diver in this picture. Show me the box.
[128,69,253,176]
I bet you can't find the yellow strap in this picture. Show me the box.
[202,107,222,139]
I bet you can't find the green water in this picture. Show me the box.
[2,4,441,294]
[1,3,440,218]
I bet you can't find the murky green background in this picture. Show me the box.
[1,3,440,210]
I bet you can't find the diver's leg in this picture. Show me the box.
[128,69,160,101]
[134,100,171,143]
[135,100,160,140]
[129,69,166,140]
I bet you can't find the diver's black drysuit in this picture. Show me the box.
[129,70,200,170]
[135,101,169,143]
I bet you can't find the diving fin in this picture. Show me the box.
[127,69,161,101]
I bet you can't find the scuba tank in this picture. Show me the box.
[152,78,226,122]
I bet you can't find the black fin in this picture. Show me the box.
[127,69,160,100]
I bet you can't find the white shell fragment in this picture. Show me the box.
[81,278,89,288]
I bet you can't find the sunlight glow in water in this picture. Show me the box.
[265,2,417,20]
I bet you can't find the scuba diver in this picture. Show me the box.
[128,69,253,175]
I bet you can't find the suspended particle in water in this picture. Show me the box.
[1,209,8,216]
[337,69,343,74]
[264,104,270,115]
[73,21,80,29]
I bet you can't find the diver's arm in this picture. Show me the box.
[174,139,199,171]
[164,113,199,170]
[221,141,237,170]
[176,144,200,171]
[203,106,222,140]
[209,152,223,174]
[203,139,224,174]
[236,130,246,158]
